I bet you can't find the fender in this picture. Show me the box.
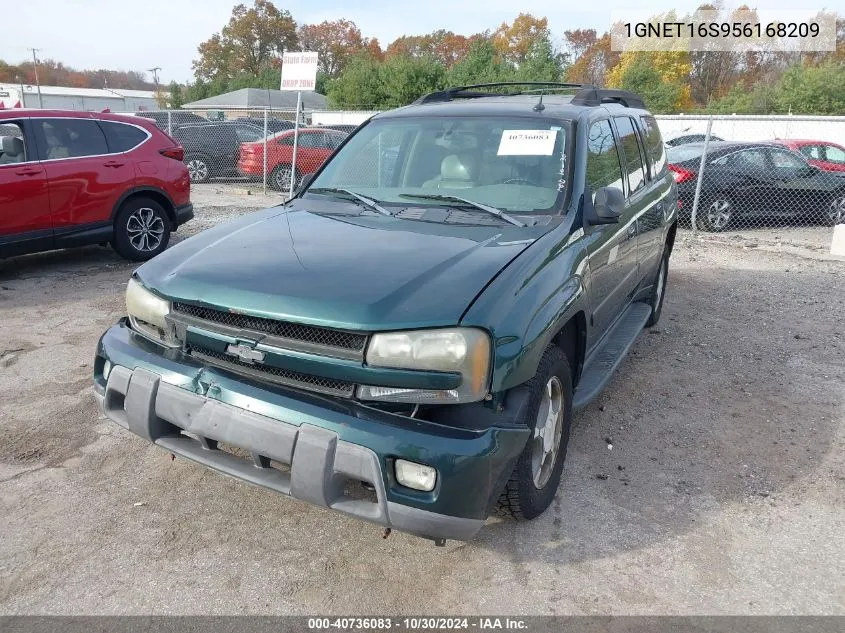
[110,186,176,222]
[461,217,591,394]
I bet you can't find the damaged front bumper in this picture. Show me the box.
[94,320,529,542]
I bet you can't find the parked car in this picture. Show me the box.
[772,139,845,173]
[96,84,679,543]
[235,116,295,134]
[667,141,845,230]
[134,110,207,130]
[172,121,265,183]
[665,133,725,147]
[321,124,359,135]
[0,109,193,261]
[237,127,348,190]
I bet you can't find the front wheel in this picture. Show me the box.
[111,198,171,261]
[496,345,573,520]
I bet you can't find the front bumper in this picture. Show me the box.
[94,322,529,541]
[174,203,194,227]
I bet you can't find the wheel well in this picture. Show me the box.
[116,190,176,227]
[552,312,586,388]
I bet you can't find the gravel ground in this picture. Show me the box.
[0,197,843,615]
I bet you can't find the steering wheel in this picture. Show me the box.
[502,177,540,186]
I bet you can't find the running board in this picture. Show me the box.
[573,302,652,410]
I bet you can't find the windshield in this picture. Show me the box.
[307,116,569,214]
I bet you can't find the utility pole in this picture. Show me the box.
[148,67,161,87]
[28,48,44,109]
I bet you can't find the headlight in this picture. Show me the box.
[125,278,177,347]
[358,328,491,403]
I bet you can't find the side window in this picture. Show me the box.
[823,145,845,164]
[585,119,624,195]
[277,135,295,146]
[234,125,262,143]
[0,122,27,164]
[769,149,807,172]
[99,121,148,153]
[613,116,646,195]
[326,132,346,150]
[298,132,324,148]
[639,115,667,176]
[714,149,766,171]
[35,119,108,160]
[799,145,821,160]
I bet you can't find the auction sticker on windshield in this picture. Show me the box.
[498,130,557,156]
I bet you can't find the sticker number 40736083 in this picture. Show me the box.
[497,129,558,156]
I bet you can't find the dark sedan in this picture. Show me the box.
[667,142,845,231]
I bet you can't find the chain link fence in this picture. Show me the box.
[657,115,845,254]
[126,107,377,194]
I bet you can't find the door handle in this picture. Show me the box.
[15,167,41,176]
[103,161,125,168]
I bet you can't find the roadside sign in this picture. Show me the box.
[281,52,319,91]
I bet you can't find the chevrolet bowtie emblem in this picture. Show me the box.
[225,342,265,364]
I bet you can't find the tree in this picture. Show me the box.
[193,0,297,82]
[385,30,477,67]
[446,39,515,87]
[168,81,184,109]
[773,62,845,114]
[516,35,564,82]
[377,55,446,107]
[297,19,365,77]
[365,38,384,62]
[563,29,597,64]
[565,34,619,86]
[607,51,693,112]
[326,53,384,108]
[492,13,549,65]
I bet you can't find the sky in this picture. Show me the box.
[3,0,835,85]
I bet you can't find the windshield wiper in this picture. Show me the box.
[398,193,526,227]
[308,187,392,216]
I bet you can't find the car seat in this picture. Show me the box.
[422,154,478,189]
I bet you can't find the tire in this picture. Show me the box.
[270,164,300,192]
[496,345,573,520]
[645,249,669,327]
[185,155,211,183]
[823,192,845,226]
[697,196,733,232]
[111,197,171,261]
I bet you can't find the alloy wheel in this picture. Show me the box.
[706,199,732,230]
[126,207,165,253]
[187,159,209,182]
[829,195,845,225]
[530,376,565,489]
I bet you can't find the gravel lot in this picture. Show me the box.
[1,190,843,615]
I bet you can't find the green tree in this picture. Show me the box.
[446,39,515,87]
[516,35,564,82]
[774,62,845,114]
[614,55,683,113]
[193,0,297,82]
[377,55,446,107]
[168,81,184,109]
[326,53,384,108]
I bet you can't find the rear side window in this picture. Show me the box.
[639,116,667,176]
[0,121,27,164]
[298,132,325,148]
[613,116,646,195]
[34,119,108,160]
[824,145,845,164]
[99,121,148,153]
[799,145,821,160]
[585,119,624,194]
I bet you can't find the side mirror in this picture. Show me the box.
[294,172,315,196]
[585,186,625,225]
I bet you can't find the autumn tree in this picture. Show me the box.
[492,13,550,65]
[565,33,619,85]
[607,50,693,112]
[563,29,598,65]
[193,0,297,82]
[385,30,477,67]
[297,19,365,77]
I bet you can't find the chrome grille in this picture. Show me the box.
[190,346,355,398]
[173,302,367,353]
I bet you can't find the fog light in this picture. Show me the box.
[395,459,437,492]
[103,359,112,380]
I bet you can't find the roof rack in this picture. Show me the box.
[413,82,645,110]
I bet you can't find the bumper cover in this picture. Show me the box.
[95,323,529,541]
[174,203,194,227]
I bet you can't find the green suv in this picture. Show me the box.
[94,83,677,544]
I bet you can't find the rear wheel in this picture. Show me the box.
[496,345,573,520]
[698,196,733,232]
[111,197,171,261]
[645,249,669,327]
[824,192,845,226]
[185,156,210,183]
[270,164,300,191]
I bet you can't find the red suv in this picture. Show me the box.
[0,110,193,261]
[237,127,347,190]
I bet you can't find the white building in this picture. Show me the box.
[0,84,159,111]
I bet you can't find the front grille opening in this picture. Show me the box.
[190,346,355,398]
[343,479,379,504]
[216,441,252,460]
[269,459,291,475]
[173,302,367,352]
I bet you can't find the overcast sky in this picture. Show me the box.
[3,0,827,84]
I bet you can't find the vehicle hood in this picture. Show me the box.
[137,200,550,331]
